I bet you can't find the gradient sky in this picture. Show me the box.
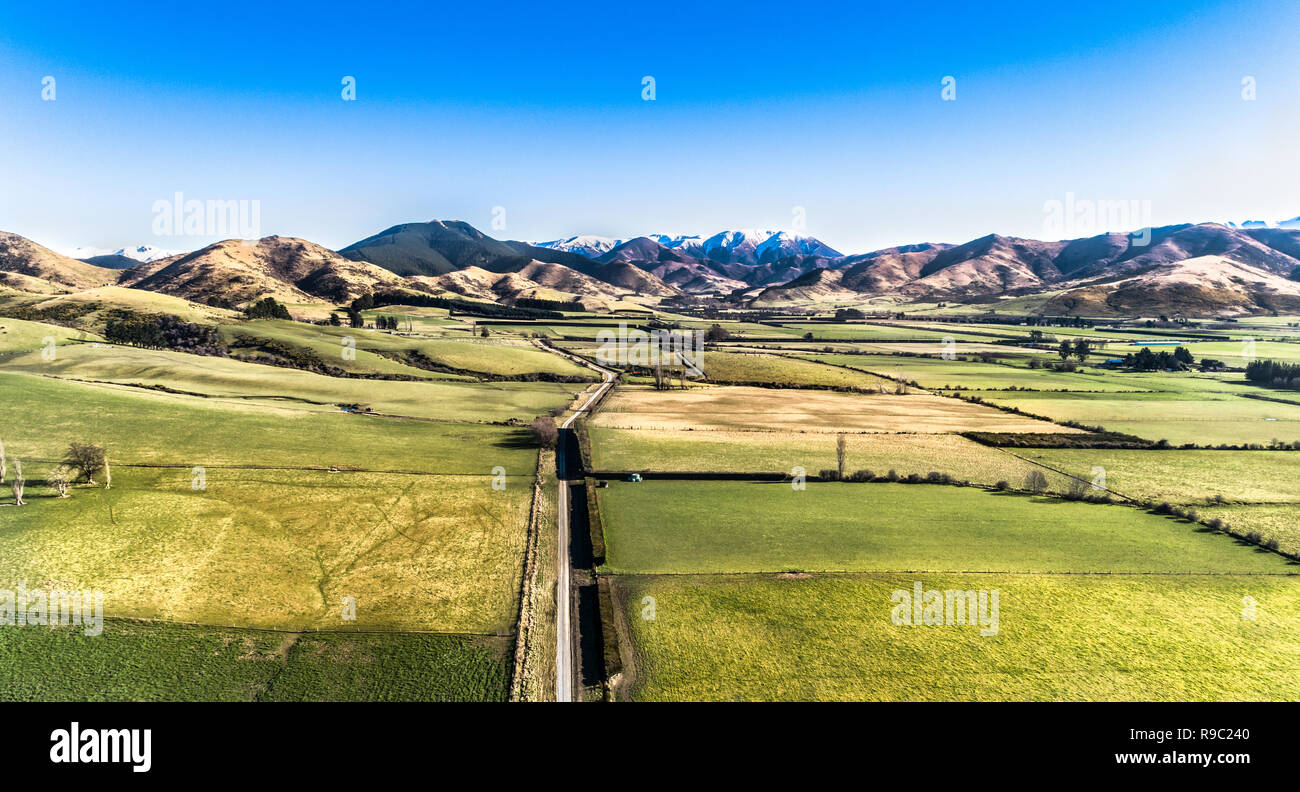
[2,0,1298,256]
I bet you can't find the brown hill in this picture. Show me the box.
[122,236,410,304]
[0,233,120,291]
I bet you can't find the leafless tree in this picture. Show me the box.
[530,416,558,449]
[63,442,105,484]
[0,438,6,484]
[103,453,112,490]
[11,459,25,506]
[1024,469,1048,493]
[836,434,848,479]
[47,466,72,498]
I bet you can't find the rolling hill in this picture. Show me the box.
[121,236,412,304]
[0,233,121,291]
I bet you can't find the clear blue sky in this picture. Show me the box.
[2,0,1298,255]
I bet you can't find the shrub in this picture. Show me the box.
[818,469,841,482]
[846,470,874,482]
[885,469,899,482]
[529,416,558,449]
[994,480,1009,491]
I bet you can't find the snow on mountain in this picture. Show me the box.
[66,244,186,263]
[534,235,624,258]
[539,230,843,266]
[754,230,842,262]
[1225,216,1300,231]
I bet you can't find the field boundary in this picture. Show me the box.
[508,448,545,701]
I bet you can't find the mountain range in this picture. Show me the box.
[5,218,1300,318]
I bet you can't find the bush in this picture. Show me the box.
[244,297,292,320]
[529,416,558,449]
[818,469,841,482]
[994,480,1009,491]
[846,470,874,482]
[885,469,899,482]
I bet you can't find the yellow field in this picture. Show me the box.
[590,385,1080,434]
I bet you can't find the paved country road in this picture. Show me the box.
[545,346,615,702]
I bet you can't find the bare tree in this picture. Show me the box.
[529,416,558,449]
[836,434,848,480]
[0,438,6,484]
[63,442,105,484]
[47,466,72,498]
[11,459,24,506]
[1024,469,1048,493]
[103,453,112,490]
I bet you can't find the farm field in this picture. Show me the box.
[800,352,1152,392]
[698,351,884,388]
[1020,448,1300,506]
[0,621,509,702]
[961,390,1300,446]
[0,286,238,331]
[774,322,1009,342]
[0,317,99,353]
[0,468,532,633]
[219,319,594,379]
[612,573,1300,701]
[1198,504,1300,557]
[596,481,1288,575]
[590,385,1078,434]
[589,427,1070,489]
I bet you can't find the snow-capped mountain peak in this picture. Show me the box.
[534,235,624,258]
[65,244,185,263]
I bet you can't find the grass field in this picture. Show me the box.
[801,352,1151,392]
[589,427,1070,487]
[0,468,533,632]
[0,286,238,332]
[0,621,509,701]
[0,371,546,470]
[613,573,1300,701]
[591,385,1078,434]
[963,390,1300,445]
[597,481,1290,575]
[1,344,580,421]
[0,317,99,353]
[1019,448,1300,505]
[1198,504,1300,557]
[219,319,594,379]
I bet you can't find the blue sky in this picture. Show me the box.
[2,0,1298,255]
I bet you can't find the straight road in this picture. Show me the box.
[548,347,615,702]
